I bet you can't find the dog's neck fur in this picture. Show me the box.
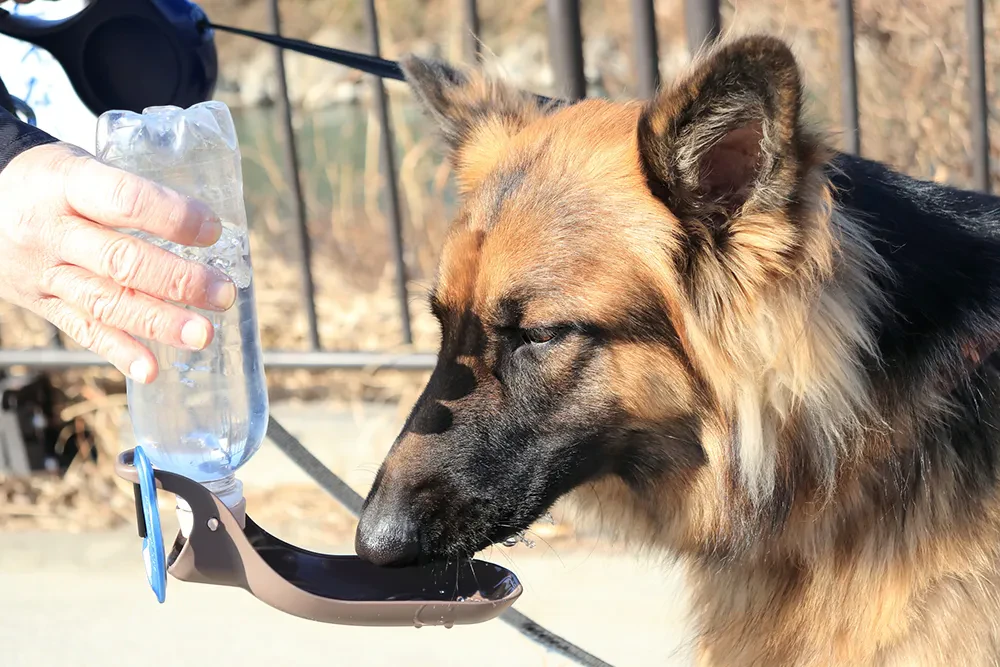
[709,152,1000,665]
[572,150,1000,666]
[704,149,1000,549]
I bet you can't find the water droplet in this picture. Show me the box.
[456,596,466,602]
[501,529,536,548]
[444,621,454,629]
[540,511,555,524]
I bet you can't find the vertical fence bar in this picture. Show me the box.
[967,0,991,194]
[48,324,63,349]
[838,0,861,155]
[363,0,413,344]
[684,0,720,55]
[462,0,482,63]
[631,0,660,98]
[546,0,587,101]
[268,0,322,350]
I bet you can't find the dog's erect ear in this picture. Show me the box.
[638,35,811,229]
[400,55,549,192]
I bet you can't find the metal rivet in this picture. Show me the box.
[207,518,219,531]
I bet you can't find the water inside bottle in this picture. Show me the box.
[97,101,268,509]
[126,223,268,507]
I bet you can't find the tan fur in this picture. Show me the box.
[399,34,1000,666]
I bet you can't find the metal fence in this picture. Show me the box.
[0,0,993,371]
[0,1,993,663]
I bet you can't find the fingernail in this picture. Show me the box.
[208,279,236,310]
[128,358,153,384]
[194,216,222,246]
[181,320,211,350]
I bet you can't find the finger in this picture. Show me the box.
[34,297,158,383]
[41,264,216,352]
[61,154,222,247]
[52,217,237,312]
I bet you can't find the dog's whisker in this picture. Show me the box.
[466,556,482,596]
[521,528,565,567]
[484,533,520,570]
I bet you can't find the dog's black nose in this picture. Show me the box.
[355,511,421,567]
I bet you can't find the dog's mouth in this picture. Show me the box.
[357,433,581,567]
[413,505,554,565]
[475,509,556,553]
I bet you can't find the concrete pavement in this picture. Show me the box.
[0,401,697,666]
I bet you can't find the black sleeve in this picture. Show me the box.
[0,106,57,173]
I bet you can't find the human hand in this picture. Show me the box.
[0,142,236,383]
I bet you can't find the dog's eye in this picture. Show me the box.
[521,327,558,345]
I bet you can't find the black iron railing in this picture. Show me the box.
[0,0,992,371]
[968,0,991,193]
[0,2,994,664]
[838,0,860,156]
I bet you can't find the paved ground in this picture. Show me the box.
[0,402,697,667]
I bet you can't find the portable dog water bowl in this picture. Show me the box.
[115,448,523,627]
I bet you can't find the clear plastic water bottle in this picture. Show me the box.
[96,102,269,514]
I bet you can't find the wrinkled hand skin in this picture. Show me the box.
[0,142,237,382]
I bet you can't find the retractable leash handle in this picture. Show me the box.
[0,0,217,116]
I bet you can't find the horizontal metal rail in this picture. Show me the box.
[0,349,437,370]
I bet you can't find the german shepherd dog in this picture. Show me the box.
[355,33,1000,666]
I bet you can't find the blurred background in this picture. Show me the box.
[0,1,996,665]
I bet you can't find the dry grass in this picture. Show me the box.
[0,0,997,531]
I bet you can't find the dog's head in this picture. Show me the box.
[355,35,857,566]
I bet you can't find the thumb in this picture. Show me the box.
[61,153,222,247]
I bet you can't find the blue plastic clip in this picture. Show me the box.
[134,446,167,603]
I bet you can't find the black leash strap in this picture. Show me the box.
[499,608,615,667]
[265,415,614,667]
[204,21,407,82]
[0,75,15,115]
[265,416,365,516]
[202,20,561,107]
